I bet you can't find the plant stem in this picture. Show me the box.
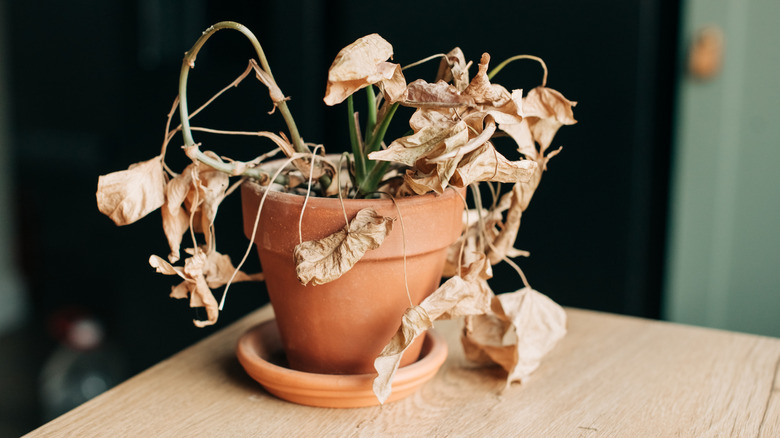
[366,102,399,155]
[488,54,548,87]
[178,21,309,175]
[364,85,377,145]
[347,95,365,183]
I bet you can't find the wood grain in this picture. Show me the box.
[25,307,780,437]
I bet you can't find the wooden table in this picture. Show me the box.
[25,306,780,437]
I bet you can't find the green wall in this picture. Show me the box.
[665,0,780,337]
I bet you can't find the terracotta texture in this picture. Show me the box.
[236,319,448,408]
[241,180,464,375]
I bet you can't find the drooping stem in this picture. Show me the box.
[488,54,548,87]
[178,21,309,175]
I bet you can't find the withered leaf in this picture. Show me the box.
[463,53,511,107]
[450,142,537,189]
[97,156,166,226]
[373,306,432,404]
[462,287,567,385]
[522,86,577,154]
[294,208,394,286]
[150,248,263,328]
[323,34,405,106]
[435,47,470,92]
[402,79,475,108]
[368,119,468,168]
[373,255,493,404]
[161,155,230,262]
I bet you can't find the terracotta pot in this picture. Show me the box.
[240,178,464,375]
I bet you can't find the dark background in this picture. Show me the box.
[2,0,679,434]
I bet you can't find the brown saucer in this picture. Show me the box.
[236,319,448,408]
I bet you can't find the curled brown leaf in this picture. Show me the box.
[96,156,166,226]
[294,208,394,286]
[323,34,405,105]
[461,288,567,385]
[149,247,263,328]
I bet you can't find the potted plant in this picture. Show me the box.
[96,21,575,406]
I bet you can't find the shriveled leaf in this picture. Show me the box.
[149,248,263,328]
[402,79,475,108]
[324,34,405,105]
[450,142,537,188]
[378,63,407,103]
[294,208,393,286]
[372,254,493,403]
[97,156,166,226]
[202,250,264,288]
[161,154,230,262]
[423,255,493,320]
[522,86,577,154]
[369,119,468,168]
[463,53,511,107]
[373,306,432,404]
[462,288,567,385]
[435,47,470,91]
[149,254,184,277]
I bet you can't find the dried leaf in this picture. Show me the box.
[521,86,577,154]
[435,47,470,91]
[149,248,263,328]
[372,255,494,403]
[450,142,537,188]
[402,79,475,108]
[372,306,432,404]
[463,53,511,106]
[96,156,166,226]
[294,208,394,286]
[462,288,567,385]
[324,34,405,105]
[368,119,468,168]
[161,155,230,262]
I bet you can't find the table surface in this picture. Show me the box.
[25,305,780,437]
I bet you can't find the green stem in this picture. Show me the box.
[347,95,365,182]
[364,85,377,146]
[488,54,548,87]
[366,102,399,155]
[359,160,390,196]
[178,21,309,175]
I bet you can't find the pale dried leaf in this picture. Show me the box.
[202,250,264,288]
[149,254,184,277]
[402,79,475,108]
[324,34,403,105]
[96,156,166,226]
[372,255,493,404]
[378,63,407,103]
[435,47,470,91]
[149,248,261,328]
[462,288,567,385]
[464,53,512,106]
[373,306,432,404]
[294,208,393,286]
[422,255,493,321]
[522,86,577,153]
[162,168,195,263]
[368,119,468,167]
[450,142,537,188]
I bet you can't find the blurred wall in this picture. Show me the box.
[665,0,780,337]
[0,0,27,334]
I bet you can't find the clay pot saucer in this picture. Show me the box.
[236,319,448,408]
